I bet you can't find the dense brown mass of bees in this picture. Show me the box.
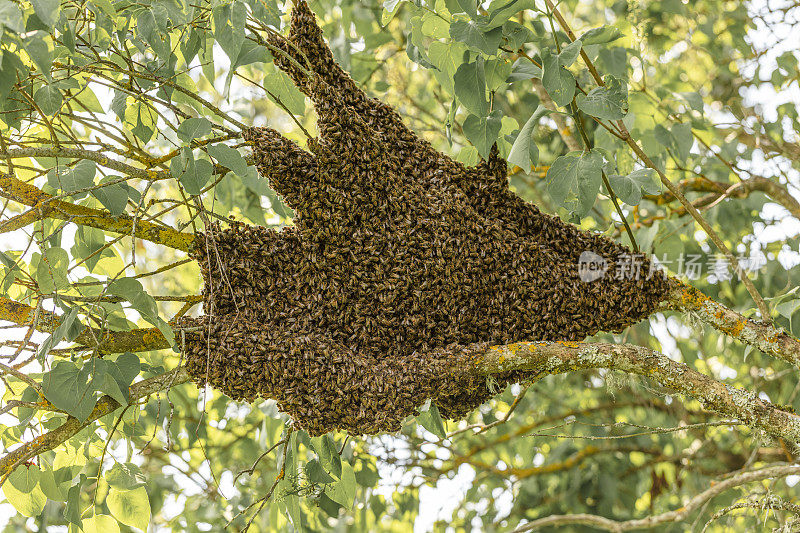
[182,1,673,435]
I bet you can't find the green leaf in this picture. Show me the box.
[541,48,575,107]
[429,41,466,94]
[213,2,246,63]
[176,117,212,142]
[454,58,488,117]
[94,353,139,404]
[91,360,125,404]
[1,480,46,517]
[31,0,60,27]
[671,122,693,161]
[0,0,24,32]
[327,462,356,508]
[155,0,188,27]
[484,0,537,30]
[24,32,53,82]
[64,477,84,526]
[305,459,336,484]
[463,110,503,159]
[502,21,534,50]
[558,39,582,67]
[106,278,156,318]
[39,467,72,501]
[90,0,116,18]
[507,58,541,81]
[106,278,175,345]
[34,84,62,115]
[171,148,213,195]
[105,463,147,490]
[82,514,121,533]
[416,401,447,439]
[247,0,281,27]
[114,352,141,385]
[262,66,306,115]
[111,90,128,122]
[35,246,70,293]
[72,225,110,272]
[311,435,342,479]
[48,160,97,196]
[776,299,800,320]
[41,360,98,421]
[106,486,151,532]
[628,168,661,194]
[579,25,623,45]
[74,86,105,114]
[450,20,502,55]
[92,179,130,216]
[546,149,603,216]
[136,8,170,61]
[576,75,628,120]
[354,460,380,487]
[317,492,343,518]
[680,91,704,112]
[508,106,548,172]
[484,58,513,91]
[234,40,270,67]
[38,305,81,360]
[381,0,405,25]
[8,465,40,493]
[609,174,640,205]
[129,103,156,143]
[597,47,627,79]
[445,0,477,19]
[207,144,247,176]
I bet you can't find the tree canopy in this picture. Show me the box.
[1,0,799,531]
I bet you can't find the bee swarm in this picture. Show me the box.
[182,1,673,435]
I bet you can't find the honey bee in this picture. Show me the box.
[178,0,673,436]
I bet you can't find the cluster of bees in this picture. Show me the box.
[182,1,674,435]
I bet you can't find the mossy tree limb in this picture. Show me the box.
[0,173,195,252]
[4,339,799,481]
[475,341,800,448]
[665,283,800,368]
[0,296,174,354]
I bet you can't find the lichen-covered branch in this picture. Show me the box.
[0,147,163,181]
[0,295,64,333]
[4,338,799,482]
[0,366,190,482]
[0,296,174,354]
[664,282,800,368]
[472,341,800,446]
[0,173,195,251]
[511,464,800,532]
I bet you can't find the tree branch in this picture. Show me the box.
[0,366,190,481]
[472,341,800,447]
[0,296,177,354]
[3,337,800,481]
[0,173,195,251]
[664,282,800,368]
[0,147,164,181]
[511,464,800,531]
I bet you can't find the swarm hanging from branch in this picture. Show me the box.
[182,1,674,435]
